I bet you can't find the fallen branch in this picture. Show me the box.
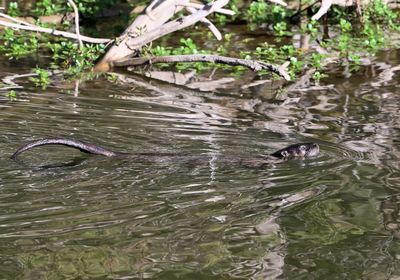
[95,0,233,71]
[113,54,291,80]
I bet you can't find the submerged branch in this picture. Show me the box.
[113,54,291,80]
[1,73,38,91]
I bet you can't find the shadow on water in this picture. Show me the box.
[0,47,399,279]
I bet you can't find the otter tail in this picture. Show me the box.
[11,138,119,160]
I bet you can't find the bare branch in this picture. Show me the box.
[311,0,333,20]
[96,0,188,70]
[126,0,229,50]
[185,6,222,40]
[312,0,357,20]
[113,54,291,80]
[267,0,288,6]
[95,0,231,70]
[178,2,235,15]
[0,12,36,27]
[67,0,83,48]
[0,19,111,44]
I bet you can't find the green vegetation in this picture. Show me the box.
[0,0,398,86]
[30,68,51,89]
[48,41,105,74]
[0,28,40,59]
[7,2,20,17]
[0,1,106,76]
[32,0,119,17]
[6,90,17,101]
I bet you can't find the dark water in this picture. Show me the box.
[0,49,399,279]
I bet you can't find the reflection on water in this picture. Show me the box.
[0,49,399,279]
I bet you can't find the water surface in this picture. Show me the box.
[0,49,399,279]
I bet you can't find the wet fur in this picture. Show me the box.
[11,138,319,161]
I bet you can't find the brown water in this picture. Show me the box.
[0,49,399,279]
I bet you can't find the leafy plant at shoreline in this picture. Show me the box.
[363,0,399,30]
[6,90,17,101]
[0,29,41,59]
[32,0,65,16]
[306,20,319,38]
[252,43,306,78]
[32,0,119,17]
[30,68,51,89]
[48,41,105,74]
[0,0,398,87]
[0,27,105,75]
[246,0,269,25]
[7,2,21,17]
[172,38,202,55]
[246,0,291,35]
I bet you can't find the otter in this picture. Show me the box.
[10,138,319,161]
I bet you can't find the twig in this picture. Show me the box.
[178,2,235,15]
[67,0,83,48]
[113,54,291,80]
[0,19,111,44]
[312,0,333,20]
[289,0,319,20]
[311,0,359,20]
[267,0,288,6]
[185,6,222,40]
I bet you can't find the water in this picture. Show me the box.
[0,49,399,279]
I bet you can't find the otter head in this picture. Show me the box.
[271,143,319,159]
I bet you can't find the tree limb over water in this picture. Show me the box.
[0,0,289,79]
[113,55,291,81]
[95,0,233,71]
